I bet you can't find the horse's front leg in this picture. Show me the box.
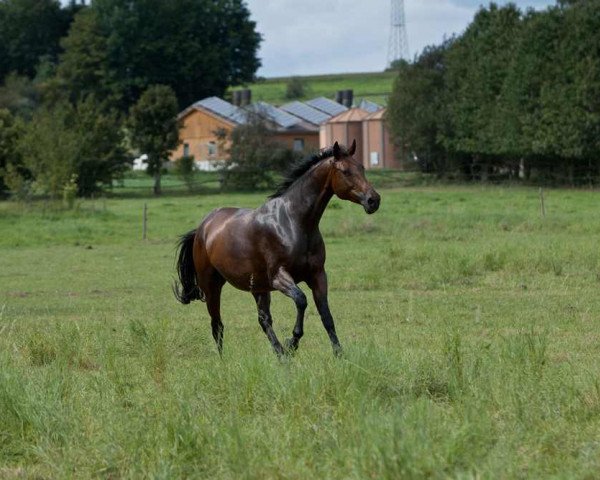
[272,267,307,352]
[253,292,285,357]
[308,269,342,356]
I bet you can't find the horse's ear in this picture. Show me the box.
[333,141,341,160]
[348,139,356,156]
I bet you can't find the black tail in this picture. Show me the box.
[173,230,205,304]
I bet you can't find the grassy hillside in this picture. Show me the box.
[231,71,396,106]
[2,186,600,477]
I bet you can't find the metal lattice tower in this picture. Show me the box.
[387,0,410,66]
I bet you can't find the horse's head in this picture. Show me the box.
[329,140,381,214]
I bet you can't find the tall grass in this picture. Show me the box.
[1,186,600,477]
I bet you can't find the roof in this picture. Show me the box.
[358,99,383,114]
[306,97,348,116]
[327,108,370,124]
[365,108,387,121]
[245,101,302,129]
[195,96,248,124]
[280,101,331,125]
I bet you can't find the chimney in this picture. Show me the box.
[343,89,353,108]
[232,90,242,106]
[240,89,252,107]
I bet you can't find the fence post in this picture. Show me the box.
[143,203,148,240]
[539,187,546,218]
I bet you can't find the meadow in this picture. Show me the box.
[1,181,600,478]
[232,71,396,106]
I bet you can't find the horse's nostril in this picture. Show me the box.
[368,197,376,206]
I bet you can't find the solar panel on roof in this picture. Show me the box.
[246,102,301,129]
[196,96,247,124]
[358,99,383,114]
[306,97,348,116]
[280,101,331,125]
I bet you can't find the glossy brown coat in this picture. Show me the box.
[174,141,380,356]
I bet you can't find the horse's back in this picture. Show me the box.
[196,206,280,291]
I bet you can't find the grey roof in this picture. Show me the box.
[195,96,248,124]
[306,97,348,116]
[280,101,331,125]
[246,101,301,129]
[358,99,383,114]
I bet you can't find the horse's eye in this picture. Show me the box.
[342,170,352,177]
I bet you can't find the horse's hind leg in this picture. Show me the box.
[196,261,226,354]
[205,274,225,355]
[253,292,285,357]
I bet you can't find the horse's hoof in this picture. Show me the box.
[333,344,343,357]
[284,338,298,353]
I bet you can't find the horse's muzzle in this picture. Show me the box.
[362,190,381,214]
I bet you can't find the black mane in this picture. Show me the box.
[269,145,345,199]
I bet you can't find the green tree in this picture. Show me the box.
[73,96,129,196]
[18,101,79,198]
[285,77,307,100]
[443,3,523,178]
[222,115,300,190]
[387,42,452,176]
[91,0,261,110]
[0,72,40,119]
[54,8,120,107]
[128,85,180,195]
[0,108,24,197]
[0,0,77,81]
[15,97,128,198]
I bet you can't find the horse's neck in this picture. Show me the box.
[283,162,333,231]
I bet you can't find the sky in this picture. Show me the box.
[245,0,556,78]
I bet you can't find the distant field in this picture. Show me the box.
[2,184,600,478]
[231,70,397,106]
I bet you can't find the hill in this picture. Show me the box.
[231,71,396,106]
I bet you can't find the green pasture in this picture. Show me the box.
[232,71,396,106]
[1,183,600,478]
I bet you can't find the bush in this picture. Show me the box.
[220,118,300,191]
[285,76,307,100]
[175,155,196,191]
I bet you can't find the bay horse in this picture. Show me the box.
[174,140,381,357]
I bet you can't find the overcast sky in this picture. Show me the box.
[245,0,556,77]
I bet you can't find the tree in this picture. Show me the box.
[54,8,120,108]
[0,0,77,81]
[91,0,261,110]
[128,85,180,195]
[72,96,129,196]
[285,77,307,100]
[0,108,24,197]
[387,42,453,175]
[17,101,79,199]
[0,73,40,119]
[221,114,300,190]
[15,96,128,198]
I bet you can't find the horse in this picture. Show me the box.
[173,140,381,357]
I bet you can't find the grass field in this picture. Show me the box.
[231,71,396,106]
[1,182,600,478]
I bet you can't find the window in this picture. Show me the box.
[293,138,304,152]
[208,141,217,156]
[370,152,379,166]
[183,143,190,157]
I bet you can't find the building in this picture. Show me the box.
[171,97,243,170]
[172,90,402,171]
[362,109,400,169]
[319,108,371,167]
[172,97,321,170]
